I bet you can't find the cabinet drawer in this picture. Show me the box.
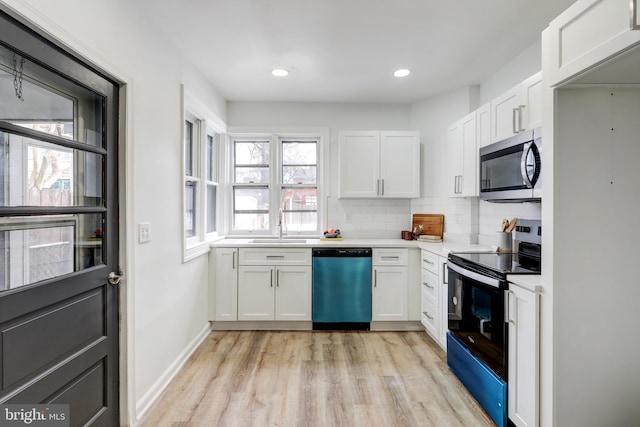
[421,269,438,304]
[421,297,438,337]
[373,248,408,266]
[239,248,311,266]
[421,250,439,274]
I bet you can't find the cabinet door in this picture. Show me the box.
[214,248,238,321]
[339,131,380,198]
[476,102,492,148]
[521,72,542,131]
[447,121,463,197]
[238,266,275,320]
[507,285,540,427]
[546,0,640,86]
[372,266,408,321]
[460,112,478,197]
[448,112,477,197]
[438,257,448,349]
[379,131,420,198]
[275,266,312,321]
[491,84,522,142]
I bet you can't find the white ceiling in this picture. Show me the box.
[135,0,577,104]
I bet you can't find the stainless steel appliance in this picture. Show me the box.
[446,220,541,427]
[479,128,542,202]
[312,248,372,330]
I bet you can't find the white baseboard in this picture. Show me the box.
[134,323,211,424]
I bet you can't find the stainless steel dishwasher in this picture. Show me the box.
[312,248,372,330]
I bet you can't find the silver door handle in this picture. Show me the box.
[512,107,519,134]
[276,269,280,287]
[108,271,123,285]
[423,282,434,289]
[374,269,377,287]
[232,251,236,269]
[381,179,385,196]
[377,179,381,196]
[270,269,274,287]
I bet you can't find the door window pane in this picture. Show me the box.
[0,213,105,291]
[0,131,103,207]
[0,44,103,146]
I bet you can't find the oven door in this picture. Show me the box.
[479,131,541,202]
[448,261,507,380]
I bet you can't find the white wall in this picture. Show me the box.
[0,0,226,424]
[227,101,413,238]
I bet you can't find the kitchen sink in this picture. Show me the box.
[249,238,308,244]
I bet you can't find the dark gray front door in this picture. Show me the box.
[0,11,119,426]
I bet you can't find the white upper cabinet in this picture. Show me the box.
[490,72,541,143]
[476,102,492,148]
[546,0,640,87]
[339,131,420,198]
[447,111,478,197]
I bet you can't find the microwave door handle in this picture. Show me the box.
[521,142,534,188]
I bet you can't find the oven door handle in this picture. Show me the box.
[448,262,501,288]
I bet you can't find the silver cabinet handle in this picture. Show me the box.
[232,251,236,269]
[423,258,434,265]
[505,289,516,324]
[518,105,526,132]
[381,179,385,196]
[458,175,463,193]
[442,262,448,284]
[377,179,381,196]
[270,269,274,287]
[423,311,434,320]
[423,282,434,289]
[266,255,285,259]
[381,256,400,260]
[276,269,280,287]
[374,269,377,287]
[512,107,519,134]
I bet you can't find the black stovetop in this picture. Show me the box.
[450,251,539,274]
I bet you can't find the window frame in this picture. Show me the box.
[226,129,327,238]
[181,86,226,262]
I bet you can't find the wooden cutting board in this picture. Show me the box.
[412,214,444,238]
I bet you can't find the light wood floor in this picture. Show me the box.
[138,330,495,427]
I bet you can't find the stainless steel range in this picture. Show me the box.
[446,220,541,427]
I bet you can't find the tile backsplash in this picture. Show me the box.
[478,200,541,246]
[326,197,412,239]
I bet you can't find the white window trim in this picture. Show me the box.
[181,85,226,262]
[224,127,329,238]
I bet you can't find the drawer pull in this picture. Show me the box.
[266,255,285,259]
[423,259,434,265]
[423,311,434,320]
[381,256,400,259]
[423,282,434,289]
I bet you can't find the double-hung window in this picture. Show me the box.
[231,134,321,236]
[182,88,225,261]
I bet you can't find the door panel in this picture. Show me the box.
[0,11,119,427]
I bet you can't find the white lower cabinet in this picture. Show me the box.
[421,249,448,350]
[437,256,448,349]
[507,282,540,427]
[212,248,238,321]
[372,248,408,321]
[237,248,312,321]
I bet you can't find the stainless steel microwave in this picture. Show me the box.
[479,128,541,202]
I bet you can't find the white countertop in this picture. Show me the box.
[211,238,492,257]
[507,274,542,293]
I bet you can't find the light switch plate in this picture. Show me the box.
[138,223,151,243]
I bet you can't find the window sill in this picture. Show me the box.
[183,241,211,263]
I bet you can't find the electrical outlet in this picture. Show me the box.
[138,223,151,243]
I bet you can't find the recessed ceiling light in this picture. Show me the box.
[393,69,411,78]
[272,68,289,77]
